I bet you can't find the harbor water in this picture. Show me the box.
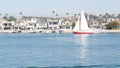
[0,33,120,68]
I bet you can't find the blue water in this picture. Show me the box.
[0,33,120,68]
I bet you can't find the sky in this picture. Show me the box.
[0,0,120,17]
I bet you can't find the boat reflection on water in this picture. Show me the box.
[74,34,90,64]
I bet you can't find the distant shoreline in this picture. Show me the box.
[103,30,120,33]
[0,30,120,34]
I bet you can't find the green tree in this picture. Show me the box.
[78,13,80,16]
[22,16,28,19]
[92,15,98,19]
[117,14,120,18]
[103,13,110,18]
[72,21,76,29]
[7,16,17,22]
[111,14,115,18]
[105,21,119,29]
[99,14,102,18]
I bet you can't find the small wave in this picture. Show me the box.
[26,64,120,68]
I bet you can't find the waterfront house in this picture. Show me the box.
[1,21,14,30]
[58,19,72,30]
[47,19,59,30]
[89,19,102,29]
[26,19,37,30]
[14,22,25,30]
[36,19,48,29]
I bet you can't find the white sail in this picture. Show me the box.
[80,10,90,31]
[73,10,103,34]
[73,16,80,31]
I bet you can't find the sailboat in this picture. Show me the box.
[73,10,94,34]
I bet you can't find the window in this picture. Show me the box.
[4,23,7,26]
[53,22,58,25]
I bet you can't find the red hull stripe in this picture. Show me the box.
[73,31,93,34]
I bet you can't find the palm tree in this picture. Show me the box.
[19,12,22,15]
[74,14,77,17]
[66,12,69,18]
[56,14,58,16]
[18,12,22,30]
[103,13,110,23]
[103,13,109,18]
[52,11,55,18]
[19,12,23,19]
[66,12,69,15]
[3,13,8,20]
[52,11,55,14]
[5,13,8,16]
[99,14,102,18]
[54,13,58,19]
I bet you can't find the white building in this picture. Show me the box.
[36,19,48,29]
[59,19,72,30]
[26,19,37,30]
[48,20,59,30]
[1,21,14,30]
[90,20,102,29]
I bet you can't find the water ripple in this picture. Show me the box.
[26,64,120,68]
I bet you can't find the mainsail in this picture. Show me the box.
[80,10,90,31]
